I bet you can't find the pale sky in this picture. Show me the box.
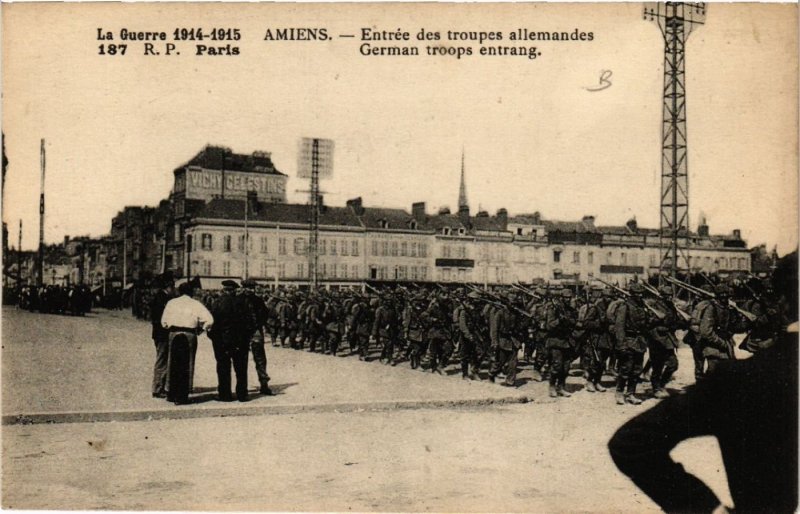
[2,2,797,253]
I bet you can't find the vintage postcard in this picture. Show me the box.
[2,2,797,512]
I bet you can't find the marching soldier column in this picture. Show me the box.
[145,270,789,406]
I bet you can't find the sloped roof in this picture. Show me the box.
[423,213,468,231]
[358,207,417,230]
[195,199,362,228]
[179,145,285,176]
[470,215,508,232]
[541,219,598,233]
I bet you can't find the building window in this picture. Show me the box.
[443,228,451,236]
[223,261,231,276]
[202,260,212,275]
[223,235,232,252]
[398,265,407,280]
[341,240,349,256]
[320,263,327,278]
[352,241,359,256]
[442,269,451,281]
[401,242,407,257]
[279,263,286,278]
[259,261,268,277]
[201,233,213,251]
[573,251,580,264]
[319,240,327,256]
[296,263,304,277]
[649,254,657,267]
[341,265,348,279]
[553,250,561,263]
[419,243,427,258]
[457,246,467,259]
[238,235,246,253]
[391,241,398,257]
[410,220,418,230]
[458,228,466,236]
[279,238,287,255]
[382,241,389,256]
[621,252,627,265]
[351,264,358,278]
[174,224,182,243]
[411,242,417,257]
[606,251,613,264]
[294,238,306,255]
[587,251,593,265]
[330,263,337,278]
[420,266,428,280]
[443,245,451,258]
[371,241,378,256]
[260,236,268,254]
[330,240,337,256]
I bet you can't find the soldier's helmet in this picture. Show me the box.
[628,283,644,295]
[715,284,731,297]
[241,278,257,289]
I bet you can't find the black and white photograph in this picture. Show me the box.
[1,2,798,512]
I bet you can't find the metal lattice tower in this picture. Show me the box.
[308,139,320,288]
[644,2,705,279]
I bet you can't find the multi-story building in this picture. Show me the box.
[78,144,754,290]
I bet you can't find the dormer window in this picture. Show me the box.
[379,219,390,229]
[443,227,451,236]
[409,220,418,230]
[458,228,466,236]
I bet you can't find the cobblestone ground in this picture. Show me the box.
[2,308,735,511]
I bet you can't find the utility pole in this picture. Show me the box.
[17,219,22,291]
[37,139,45,287]
[243,195,249,280]
[644,2,705,281]
[122,218,127,290]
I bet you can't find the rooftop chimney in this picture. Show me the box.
[496,208,508,230]
[412,202,426,222]
[582,215,596,227]
[698,219,709,237]
[626,217,638,232]
[346,197,364,216]
[732,228,741,239]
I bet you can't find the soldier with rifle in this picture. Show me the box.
[579,287,608,393]
[544,288,578,398]
[611,282,652,405]
[643,284,682,398]
[422,290,451,374]
[403,292,428,369]
[488,292,520,386]
[456,291,485,380]
[322,292,344,356]
[371,290,400,365]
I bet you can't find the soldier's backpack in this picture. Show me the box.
[606,298,625,325]
[690,299,713,336]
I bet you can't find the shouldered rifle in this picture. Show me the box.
[663,275,758,322]
[593,277,666,320]
[511,282,542,300]
[641,281,692,322]
[466,284,534,320]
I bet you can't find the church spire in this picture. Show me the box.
[458,147,469,213]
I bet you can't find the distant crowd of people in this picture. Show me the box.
[18,284,93,316]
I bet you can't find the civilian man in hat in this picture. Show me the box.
[241,279,273,396]
[208,280,257,402]
[160,281,214,405]
[149,272,175,399]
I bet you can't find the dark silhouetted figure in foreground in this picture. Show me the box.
[609,325,798,513]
